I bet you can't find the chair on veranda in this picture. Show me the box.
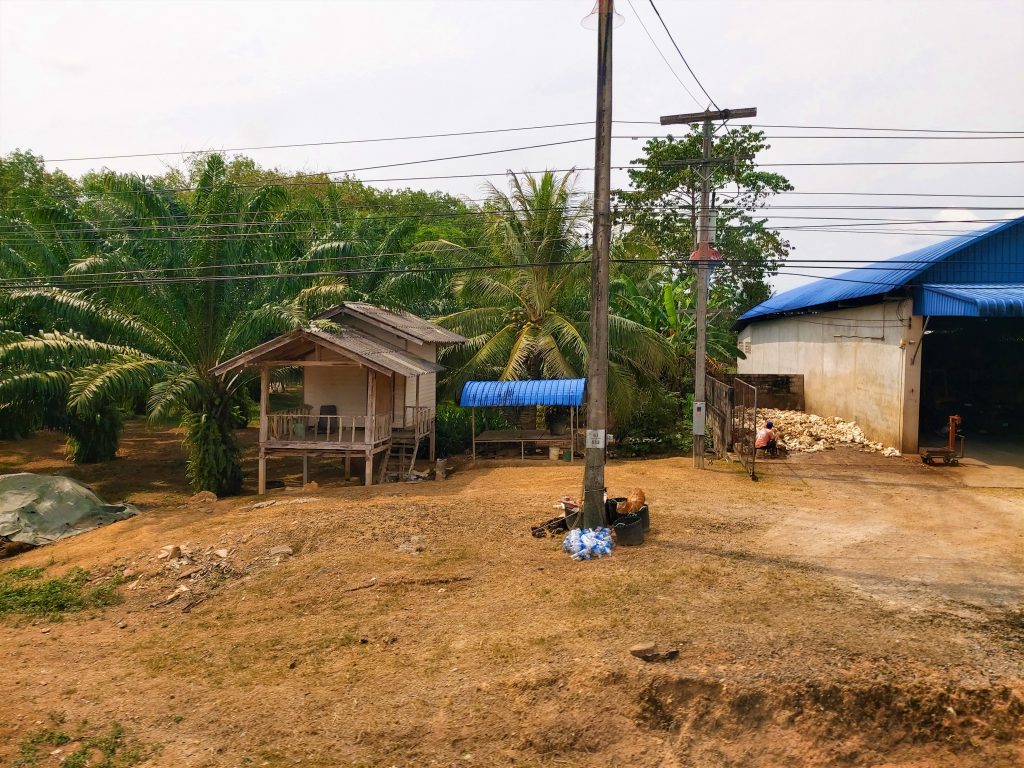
[313,404,337,437]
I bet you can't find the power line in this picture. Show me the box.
[0,205,1016,242]
[27,121,1024,165]
[646,0,719,110]
[0,257,993,292]
[4,242,1022,288]
[624,0,701,107]
[12,157,1024,201]
[749,123,1024,135]
[39,121,609,163]
[758,134,1024,140]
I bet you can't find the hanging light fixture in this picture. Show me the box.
[581,0,625,30]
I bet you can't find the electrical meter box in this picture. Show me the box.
[693,401,706,436]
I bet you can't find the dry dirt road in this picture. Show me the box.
[1,427,1022,767]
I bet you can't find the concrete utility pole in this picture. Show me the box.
[659,107,757,468]
[582,0,615,529]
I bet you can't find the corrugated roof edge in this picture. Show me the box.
[460,379,586,407]
[317,302,467,345]
[734,215,1024,331]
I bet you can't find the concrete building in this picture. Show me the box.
[735,216,1024,456]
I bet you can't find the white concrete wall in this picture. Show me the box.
[737,300,923,452]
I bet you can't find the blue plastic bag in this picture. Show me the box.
[562,527,613,560]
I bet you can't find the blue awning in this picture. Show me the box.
[460,379,586,407]
[915,283,1024,317]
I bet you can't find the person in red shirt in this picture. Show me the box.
[755,420,778,457]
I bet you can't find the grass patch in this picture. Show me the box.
[14,721,152,768]
[0,566,122,617]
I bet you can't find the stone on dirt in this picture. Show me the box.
[157,545,181,560]
[397,536,425,554]
[188,491,217,504]
[269,545,293,557]
[629,642,657,658]
[214,548,230,559]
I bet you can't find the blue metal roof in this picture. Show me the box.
[460,379,586,407]
[916,283,1024,317]
[737,216,1024,328]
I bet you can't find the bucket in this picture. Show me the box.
[638,504,650,532]
[549,446,561,461]
[605,497,626,524]
[561,449,572,462]
[614,513,644,546]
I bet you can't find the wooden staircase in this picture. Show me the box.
[377,429,421,483]
[376,408,435,484]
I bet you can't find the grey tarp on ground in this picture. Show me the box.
[0,473,138,548]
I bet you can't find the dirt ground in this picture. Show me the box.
[1,422,1022,767]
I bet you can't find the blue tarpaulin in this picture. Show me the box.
[460,379,586,408]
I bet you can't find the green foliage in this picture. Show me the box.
[14,721,150,768]
[64,405,122,463]
[0,146,788,474]
[425,171,672,425]
[0,154,344,492]
[0,566,122,616]
[0,403,42,439]
[612,389,693,457]
[182,407,243,496]
[433,401,514,458]
[616,125,792,313]
[13,727,72,768]
[0,331,130,461]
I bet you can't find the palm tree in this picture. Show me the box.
[0,155,352,493]
[417,171,671,421]
[0,152,111,445]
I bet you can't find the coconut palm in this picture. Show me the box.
[0,155,352,493]
[417,171,671,421]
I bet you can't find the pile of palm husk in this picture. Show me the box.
[757,409,901,456]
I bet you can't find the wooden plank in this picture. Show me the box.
[265,440,371,450]
[259,367,270,444]
[660,107,757,125]
[256,360,358,367]
[212,332,305,375]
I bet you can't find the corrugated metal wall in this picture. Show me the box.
[917,224,1024,285]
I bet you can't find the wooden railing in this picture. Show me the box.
[267,411,392,445]
[403,406,434,438]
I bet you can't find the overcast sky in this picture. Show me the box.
[2,0,1022,292]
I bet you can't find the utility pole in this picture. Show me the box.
[582,0,614,529]
[659,107,757,468]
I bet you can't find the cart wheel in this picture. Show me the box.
[949,459,959,466]
[921,456,932,465]
[942,457,951,465]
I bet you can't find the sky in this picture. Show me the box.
[1,0,1022,292]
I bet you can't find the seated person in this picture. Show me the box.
[755,420,778,457]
